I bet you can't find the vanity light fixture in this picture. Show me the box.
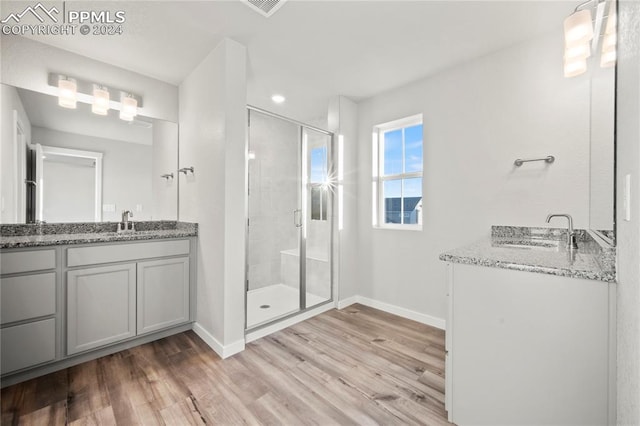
[91,85,110,115]
[57,77,77,109]
[48,73,143,121]
[119,93,138,121]
[564,0,616,77]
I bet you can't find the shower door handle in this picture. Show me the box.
[293,209,302,228]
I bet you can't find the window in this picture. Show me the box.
[373,115,423,229]
[310,146,328,221]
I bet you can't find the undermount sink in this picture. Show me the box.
[493,239,562,251]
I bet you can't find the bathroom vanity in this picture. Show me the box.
[0,222,197,387]
[440,226,616,425]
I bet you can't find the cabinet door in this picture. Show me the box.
[137,257,189,335]
[67,264,136,355]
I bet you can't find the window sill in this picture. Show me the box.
[373,224,422,232]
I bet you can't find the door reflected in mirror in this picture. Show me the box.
[0,84,178,224]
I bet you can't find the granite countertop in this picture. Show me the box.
[439,226,616,283]
[0,221,198,249]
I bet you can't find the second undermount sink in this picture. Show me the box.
[493,239,562,251]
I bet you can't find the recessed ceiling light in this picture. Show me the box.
[271,94,285,104]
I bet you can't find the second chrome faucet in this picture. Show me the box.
[546,213,578,250]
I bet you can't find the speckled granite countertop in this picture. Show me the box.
[439,226,616,283]
[0,221,197,249]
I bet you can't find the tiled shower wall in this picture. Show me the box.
[247,111,299,290]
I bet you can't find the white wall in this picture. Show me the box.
[355,31,591,322]
[0,84,31,223]
[1,36,178,122]
[328,96,360,304]
[151,120,178,220]
[31,126,152,222]
[616,1,640,423]
[42,158,95,222]
[179,38,247,356]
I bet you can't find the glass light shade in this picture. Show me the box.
[564,43,591,60]
[91,86,110,115]
[119,95,138,121]
[564,10,594,45]
[602,33,616,52]
[600,50,616,68]
[605,3,616,34]
[58,78,77,109]
[564,57,588,78]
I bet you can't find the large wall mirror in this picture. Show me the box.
[589,51,616,245]
[1,84,178,224]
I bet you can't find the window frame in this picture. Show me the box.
[373,114,423,230]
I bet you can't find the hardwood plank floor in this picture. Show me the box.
[1,304,451,425]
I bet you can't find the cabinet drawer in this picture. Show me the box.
[1,249,56,275]
[67,240,190,267]
[1,318,56,375]
[1,273,56,324]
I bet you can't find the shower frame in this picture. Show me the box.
[244,105,336,332]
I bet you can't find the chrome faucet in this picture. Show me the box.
[546,213,578,249]
[122,210,133,224]
[118,210,134,233]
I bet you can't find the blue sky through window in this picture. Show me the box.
[310,146,327,183]
[382,124,423,198]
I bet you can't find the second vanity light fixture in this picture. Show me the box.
[563,0,617,78]
[52,73,140,121]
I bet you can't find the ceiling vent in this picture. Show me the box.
[244,0,287,17]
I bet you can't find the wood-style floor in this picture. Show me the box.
[1,304,450,425]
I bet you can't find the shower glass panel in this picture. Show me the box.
[246,110,301,329]
[303,127,333,310]
[246,108,333,331]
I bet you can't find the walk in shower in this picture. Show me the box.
[245,107,334,330]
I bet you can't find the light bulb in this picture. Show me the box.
[92,85,110,115]
[564,57,587,78]
[600,50,616,68]
[564,43,591,60]
[119,94,138,121]
[602,33,616,52]
[564,9,594,46]
[58,78,77,109]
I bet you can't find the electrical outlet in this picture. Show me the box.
[136,204,143,212]
[103,204,116,212]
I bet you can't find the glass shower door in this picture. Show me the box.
[303,127,333,309]
[246,109,302,329]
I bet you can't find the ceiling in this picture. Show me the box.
[8,0,575,123]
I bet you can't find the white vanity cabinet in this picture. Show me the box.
[0,236,196,386]
[65,239,192,356]
[445,263,615,426]
[0,249,57,375]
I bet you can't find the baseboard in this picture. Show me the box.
[245,301,335,343]
[337,295,358,309]
[351,296,446,330]
[192,322,245,359]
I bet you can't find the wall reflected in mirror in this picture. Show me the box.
[589,59,615,244]
[1,84,178,224]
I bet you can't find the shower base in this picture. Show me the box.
[246,283,327,329]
